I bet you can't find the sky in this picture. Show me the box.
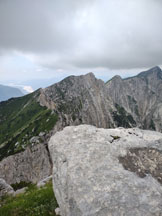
[0,0,162,91]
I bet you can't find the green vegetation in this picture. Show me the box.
[0,181,58,216]
[110,135,120,140]
[113,103,136,128]
[0,91,58,160]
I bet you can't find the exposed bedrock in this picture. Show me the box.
[49,125,162,216]
[0,143,51,185]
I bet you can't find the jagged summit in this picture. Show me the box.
[106,65,162,131]
[137,66,162,79]
[1,66,162,163]
[45,72,96,90]
[112,75,122,80]
[1,65,162,189]
[39,66,162,132]
[106,75,122,85]
[38,71,116,129]
[123,66,162,81]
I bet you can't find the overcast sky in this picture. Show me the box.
[0,0,162,89]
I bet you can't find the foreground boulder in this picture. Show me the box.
[49,125,162,216]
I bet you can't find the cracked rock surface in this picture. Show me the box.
[49,125,162,216]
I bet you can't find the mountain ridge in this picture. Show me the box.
[0,66,162,159]
[0,84,24,102]
[106,66,162,131]
[123,66,162,80]
[0,65,162,188]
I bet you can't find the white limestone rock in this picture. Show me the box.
[37,175,52,188]
[49,125,162,216]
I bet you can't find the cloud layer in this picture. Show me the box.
[0,0,162,81]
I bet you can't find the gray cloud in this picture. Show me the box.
[0,0,162,72]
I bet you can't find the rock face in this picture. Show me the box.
[0,143,51,185]
[0,178,14,197]
[38,66,162,132]
[39,73,134,129]
[106,66,162,131]
[49,125,162,216]
[1,66,162,186]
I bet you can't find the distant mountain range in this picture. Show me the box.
[0,66,162,162]
[0,84,24,102]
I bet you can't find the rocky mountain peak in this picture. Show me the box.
[37,72,117,129]
[137,66,162,80]
[40,72,105,105]
[106,66,162,131]
[106,75,122,87]
[111,75,122,81]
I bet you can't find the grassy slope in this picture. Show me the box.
[0,181,58,216]
[0,91,58,160]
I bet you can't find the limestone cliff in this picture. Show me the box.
[38,72,135,129]
[1,67,162,187]
[106,66,162,131]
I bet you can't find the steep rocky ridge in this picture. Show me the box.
[49,125,162,216]
[38,72,135,129]
[38,73,115,128]
[106,66,162,131]
[0,91,58,160]
[1,67,162,187]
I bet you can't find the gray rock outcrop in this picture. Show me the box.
[1,66,162,194]
[39,67,162,132]
[0,143,51,185]
[106,66,162,131]
[0,178,14,197]
[49,125,162,216]
[38,73,121,129]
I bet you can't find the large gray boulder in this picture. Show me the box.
[49,125,162,216]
